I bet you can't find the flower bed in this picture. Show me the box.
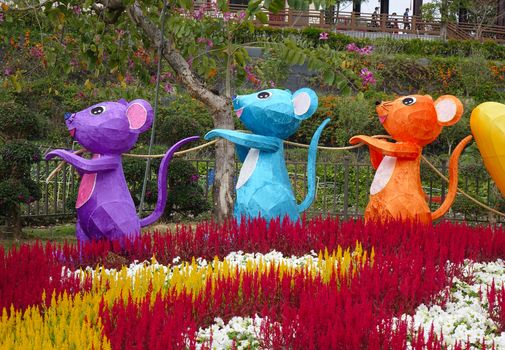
[2,218,505,349]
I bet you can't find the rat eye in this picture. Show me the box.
[90,106,105,115]
[257,91,271,100]
[402,97,416,106]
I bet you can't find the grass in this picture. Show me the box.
[0,221,198,250]
[0,224,77,250]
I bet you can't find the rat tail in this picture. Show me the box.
[297,118,331,213]
[140,136,199,227]
[431,135,473,221]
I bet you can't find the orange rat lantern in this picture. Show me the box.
[350,95,472,224]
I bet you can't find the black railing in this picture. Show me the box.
[17,155,505,224]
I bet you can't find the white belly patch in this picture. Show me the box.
[236,148,259,189]
[370,156,396,195]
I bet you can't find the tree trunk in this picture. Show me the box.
[213,110,236,221]
[440,21,448,40]
[2,205,22,238]
[127,2,235,221]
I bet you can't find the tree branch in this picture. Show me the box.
[126,1,228,115]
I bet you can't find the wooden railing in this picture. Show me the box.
[199,4,505,43]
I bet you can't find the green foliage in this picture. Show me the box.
[235,26,505,60]
[165,159,209,219]
[157,114,205,147]
[0,100,42,141]
[293,95,381,147]
[0,99,43,235]
[123,147,209,219]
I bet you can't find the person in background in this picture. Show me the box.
[403,8,410,30]
[372,7,379,27]
[389,12,399,33]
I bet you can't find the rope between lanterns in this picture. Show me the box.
[45,136,505,219]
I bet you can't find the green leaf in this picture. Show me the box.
[323,69,335,85]
[248,0,262,13]
[255,11,268,24]
[217,0,229,11]
[264,0,285,13]
[234,50,246,67]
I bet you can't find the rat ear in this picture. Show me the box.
[292,88,318,120]
[434,95,464,126]
[126,99,153,133]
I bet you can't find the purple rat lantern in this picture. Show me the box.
[46,99,198,242]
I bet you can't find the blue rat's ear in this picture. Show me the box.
[292,88,318,120]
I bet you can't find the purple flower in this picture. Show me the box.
[346,43,358,52]
[4,67,12,76]
[359,68,376,87]
[164,83,173,93]
[190,174,199,182]
[124,73,133,84]
[319,32,329,40]
[223,12,231,22]
[197,37,213,48]
[0,12,4,22]
[193,7,204,20]
[128,59,135,70]
[162,71,172,80]
[72,5,81,15]
[236,11,246,20]
[346,43,374,55]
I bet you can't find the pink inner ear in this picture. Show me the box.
[127,103,147,130]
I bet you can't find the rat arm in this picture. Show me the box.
[235,145,249,163]
[45,150,118,173]
[349,135,420,160]
[205,130,280,153]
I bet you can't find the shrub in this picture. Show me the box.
[293,94,381,147]
[164,159,209,219]
[157,114,206,147]
[236,26,505,60]
[0,100,43,237]
[123,147,209,220]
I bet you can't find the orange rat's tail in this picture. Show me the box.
[431,135,473,221]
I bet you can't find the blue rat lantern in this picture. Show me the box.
[205,88,330,223]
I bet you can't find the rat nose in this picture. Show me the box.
[64,112,73,121]
[375,101,382,106]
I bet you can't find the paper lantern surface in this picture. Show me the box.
[470,102,505,197]
[46,99,198,242]
[205,88,330,222]
[350,94,472,224]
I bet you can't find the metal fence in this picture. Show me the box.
[18,155,505,224]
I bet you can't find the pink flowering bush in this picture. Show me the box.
[346,43,374,55]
